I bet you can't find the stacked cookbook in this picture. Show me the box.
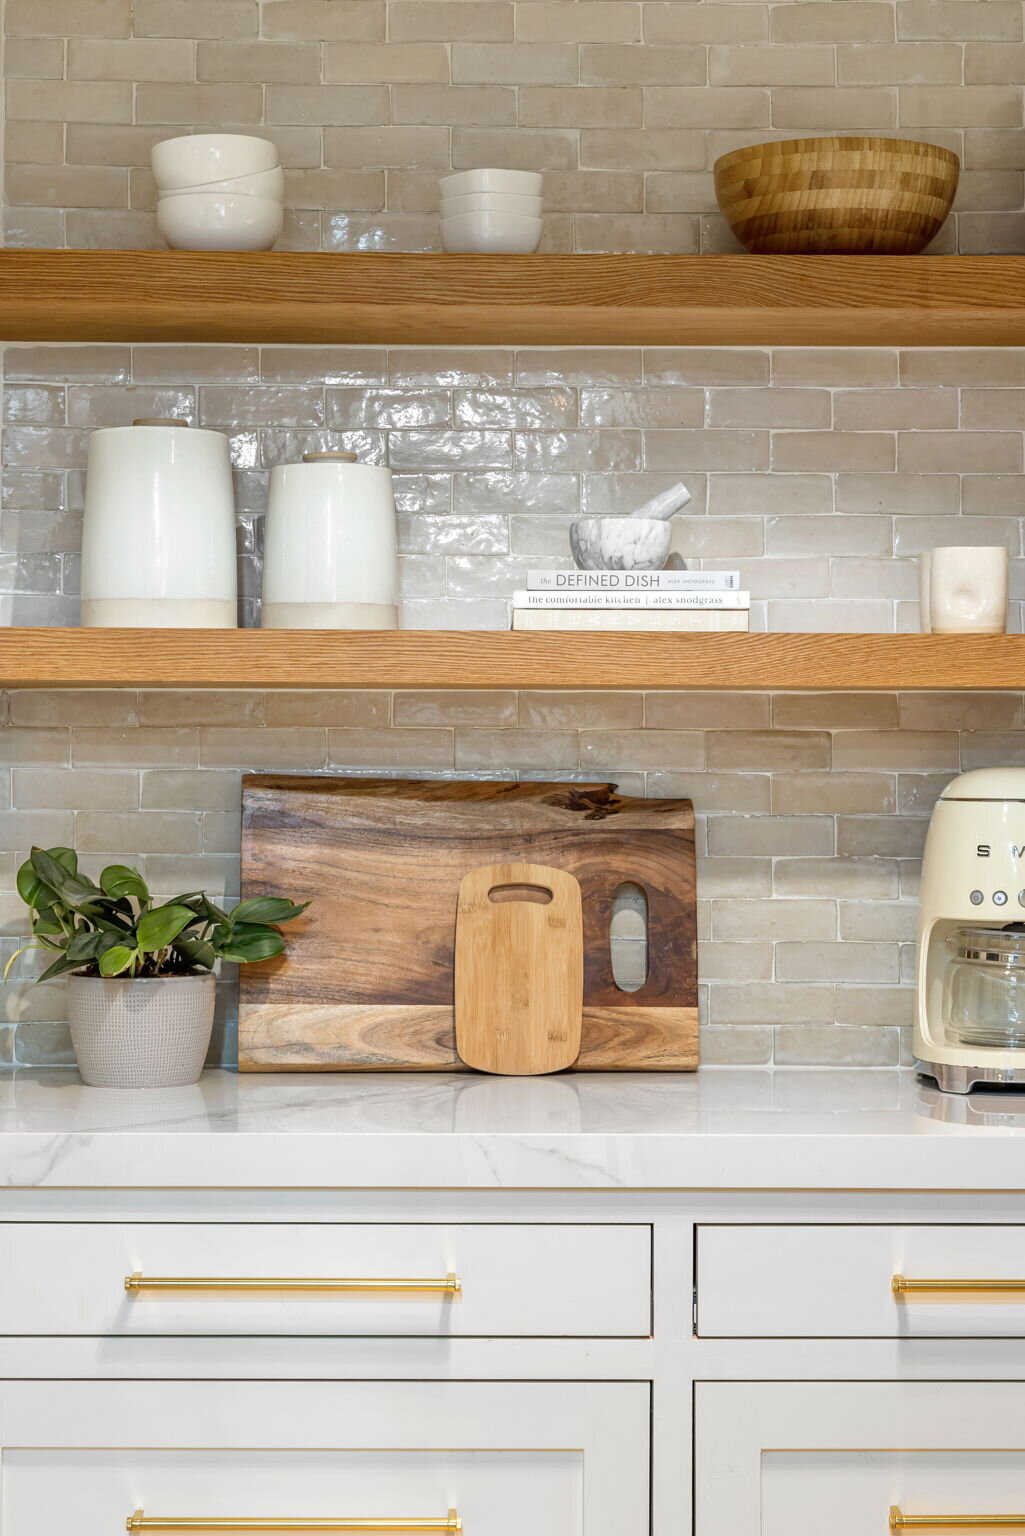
[510,570,750,631]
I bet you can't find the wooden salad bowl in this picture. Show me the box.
[714,135,960,255]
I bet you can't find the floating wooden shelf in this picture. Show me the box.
[3,628,1025,692]
[2,251,1025,347]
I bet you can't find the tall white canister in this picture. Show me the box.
[81,419,237,628]
[261,450,399,629]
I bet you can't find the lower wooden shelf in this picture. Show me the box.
[1,627,1024,691]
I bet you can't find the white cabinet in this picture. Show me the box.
[0,1222,651,1337]
[0,1381,649,1536]
[696,1382,1025,1536]
[697,1223,1025,1337]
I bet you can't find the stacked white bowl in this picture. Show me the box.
[439,169,543,253]
[152,134,285,252]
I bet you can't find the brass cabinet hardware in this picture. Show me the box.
[891,1508,1025,1528]
[892,1274,1025,1295]
[126,1510,462,1531]
[124,1272,461,1295]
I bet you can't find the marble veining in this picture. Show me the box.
[569,517,672,571]
[0,1068,1024,1191]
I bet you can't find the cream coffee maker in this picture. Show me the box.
[917,767,1025,1093]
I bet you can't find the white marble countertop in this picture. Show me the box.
[2,1067,1025,1190]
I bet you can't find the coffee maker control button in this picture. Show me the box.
[994,890,1009,906]
[1019,890,1025,907]
[970,889,985,904]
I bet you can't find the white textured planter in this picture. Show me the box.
[68,975,215,1090]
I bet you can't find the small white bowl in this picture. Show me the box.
[440,191,543,218]
[439,168,543,199]
[152,133,279,192]
[163,165,285,200]
[441,210,543,254]
[157,191,284,252]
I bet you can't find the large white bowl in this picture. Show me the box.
[165,164,285,200]
[152,133,279,192]
[157,191,284,252]
[441,210,542,254]
[439,168,543,198]
[440,191,543,217]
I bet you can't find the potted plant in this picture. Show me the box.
[5,846,308,1089]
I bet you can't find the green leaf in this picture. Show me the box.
[30,906,65,937]
[17,858,56,912]
[100,864,149,903]
[57,875,105,911]
[17,846,76,911]
[99,945,137,977]
[229,897,310,925]
[65,929,104,963]
[217,926,286,965]
[201,895,230,925]
[30,847,84,896]
[89,910,133,935]
[172,934,216,971]
[29,850,102,914]
[36,951,92,983]
[136,904,196,954]
[42,847,77,878]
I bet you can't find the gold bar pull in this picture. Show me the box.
[893,1275,1025,1296]
[124,1273,461,1295]
[126,1510,461,1532]
[891,1508,1025,1528]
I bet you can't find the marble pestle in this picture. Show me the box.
[628,482,692,521]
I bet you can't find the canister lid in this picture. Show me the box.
[132,417,190,427]
[302,451,359,463]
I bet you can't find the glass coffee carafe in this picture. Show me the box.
[944,925,1025,1049]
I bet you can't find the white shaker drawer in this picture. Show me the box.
[0,1222,651,1337]
[0,1380,649,1536]
[698,1381,1025,1536]
[697,1223,1025,1336]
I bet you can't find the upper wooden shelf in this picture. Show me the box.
[3,628,1025,692]
[3,251,1025,347]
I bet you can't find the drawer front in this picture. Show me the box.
[0,1380,648,1536]
[0,1222,651,1337]
[697,1223,1025,1336]
[698,1381,1025,1536]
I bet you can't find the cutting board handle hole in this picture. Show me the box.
[488,882,554,905]
[611,881,649,994]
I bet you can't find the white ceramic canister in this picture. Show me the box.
[81,419,237,627]
[261,451,399,629]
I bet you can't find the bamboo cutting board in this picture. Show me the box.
[238,778,697,1072]
[455,862,584,1076]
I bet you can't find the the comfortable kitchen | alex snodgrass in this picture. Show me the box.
[9,3,1025,1534]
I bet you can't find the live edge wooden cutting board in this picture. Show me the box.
[238,778,697,1073]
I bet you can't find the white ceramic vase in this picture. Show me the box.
[928,545,1008,635]
[68,974,216,1089]
[81,420,238,628]
[261,451,399,629]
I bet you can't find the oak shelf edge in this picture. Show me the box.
[2,252,1025,347]
[2,628,1025,692]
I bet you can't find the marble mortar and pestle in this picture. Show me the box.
[569,483,692,570]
